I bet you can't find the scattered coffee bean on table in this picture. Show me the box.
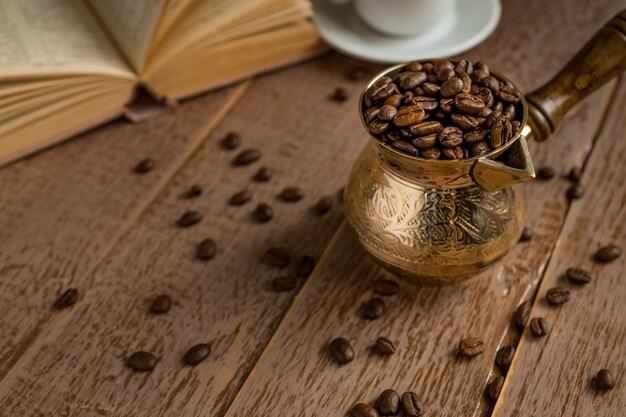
[594,244,622,263]
[279,187,304,202]
[377,389,400,415]
[514,300,532,330]
[347,67,367,81]
[54,288,78,310]
[329,337,354,365]
[495,345,515,369]
[184,184,202,199]
[401,392,425,417]
[363,297,385,319]
[537,166,556,180]
[229,190,252,206]
[221,132,241,150]
[350,403,377,417]
[374,337,396,355]
[150,294,171,314]
[134,158,155,174]
[262,247,291,267]
[529,317,549,337]
[253,203,273,223]
[487,376,504,402]
[196,238,217,261]
[519,227,533,242]
[331,87,349,102]
[566,183,585,200]
[177,210,202,227]
[594,369,615,390]
[315,196,332,216]
[233,148,261,165]
[295,255,315,277]
[253,166,271,182]
[127,351,157,372]
[184,343,211,365]
[566,267,592,284]
[458,337,485,357]
[271,276,297,292]
[546,287,571,305]
[374,278,399,296]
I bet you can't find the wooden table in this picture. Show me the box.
[0,1,624,416]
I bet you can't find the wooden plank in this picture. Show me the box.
[0,54,381,415]
[493,79,626,417]
[0,83,245,380]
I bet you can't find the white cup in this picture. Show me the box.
[351,0,456,37]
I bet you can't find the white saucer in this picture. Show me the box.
[312,0,501,63]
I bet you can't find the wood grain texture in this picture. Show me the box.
[0,54,381,416]
[493,78,626,417]
[0,84,243,380]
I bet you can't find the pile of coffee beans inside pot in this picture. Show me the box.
[363,59,523,159]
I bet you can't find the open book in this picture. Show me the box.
[0,0,325,166]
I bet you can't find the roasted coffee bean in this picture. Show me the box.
[229,190,252,206]
[134,158,155,174]
[530,317,549,337]
[568,166,582,182]
[408,96,439,111]
[503,103,517,120]
[368,81,398,102]
[451,113,484,131]
[365,106,380,123]
[495,345,515,369]
[594,369,615,390]
[422,82,441,95]
[329,337,354,364]
[455,93,486,115]
[409,89,420,98]
[296,255,315,277]
[384,94,404,108]
[511,120,521,136]
[514,300,532,330]
[498,89,520,103]
[487,376,504,402]
[502,118,513,142]
[471,141,490,156]
[177,211,202,227]
[369,120,390,134]
[347,67,367,81]
[458,337,485,357]
[437,67,455,82]
[470,84,480,94]
[594,244,622,263]
[315,196,332,216]
[394,106,426,127]
[377,389,400,415]
[566,267,592,284]
[442,146,464,160]
[475,61,490,75]
[537,166,556,180]
[439,98,455,113]
[406,61,423,72]
[412,134,438,149]
[407,120,441,136]
[54,288,78,309]
[478,106,493,118]
[374,337,396,355]
[350,403,377,417]
[455,59,470,73]
[253,203,273,223]
[184,184,202,198]
[458,71,472,93]
[331,87,349,102]
[384,129,401,143]
[475,87,494,107]
[128,351,157,372]
[221,132,240,150]
[253,166,271,182]
[440,77,464,97]
[196,238,217,261]
[519,227,533,242]
[279,187,304,202]
[471,69,489,83]
[374,278,399,295]
[150,294,171,314]
[363,297,385,319]
[464,127,489,143]
[422,62,434,73]
[490,117,504,148]
[486,108,502,128]
[184,343,211,365]
[546,287,571,305]
[434,60,454,73]
[566,183,585,200]
[421,146,441,159]
[398,71,427,90]
[401,392,424,417]
[438,126,463,147]
[378,105,398,121]
[391,140,418,156]
[262,247,291,267]
[481,76,500,93]
[271,276,297,292]
[233,149,261,165]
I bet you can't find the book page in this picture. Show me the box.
[0,0,134,79]
[86,0,166,72]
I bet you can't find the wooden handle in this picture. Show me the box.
[526,10,626,141]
